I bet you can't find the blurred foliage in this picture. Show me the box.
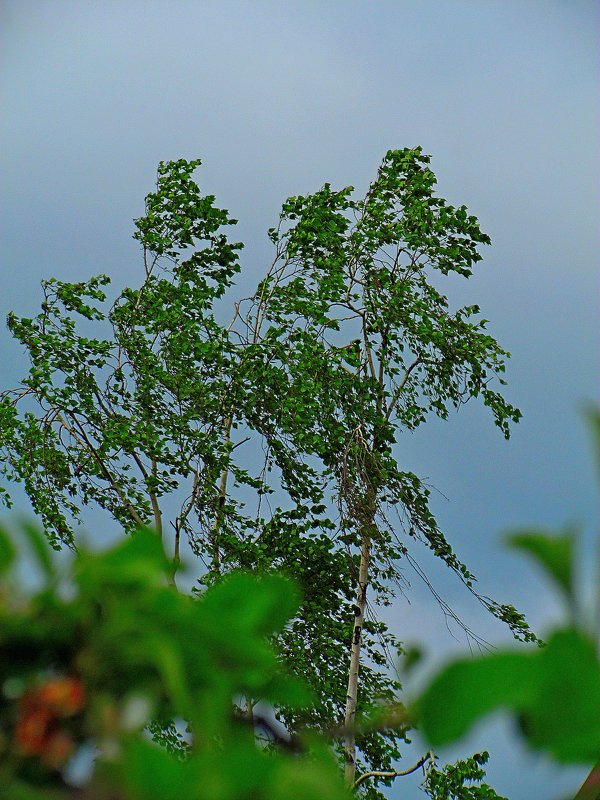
[0,523,350,799]
[0,519,510,799]
[416,408,600,797]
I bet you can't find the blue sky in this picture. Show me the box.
[1,2,597,797]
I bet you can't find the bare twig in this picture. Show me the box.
[385,356,422,421]
[353,751,434,789]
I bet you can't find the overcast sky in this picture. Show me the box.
[1,2,598,797]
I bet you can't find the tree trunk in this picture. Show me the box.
[211,414,233,575]
[343,526,372,787]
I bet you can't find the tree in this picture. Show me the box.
[246,148,536,784]
[0,151,534,797]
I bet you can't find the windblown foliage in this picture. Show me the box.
[0,152,534,797]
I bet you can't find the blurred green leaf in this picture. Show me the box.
[0,523,16,575]
[200,572,300,637]
[270,744,351,799]
[524,629,600,763]
[418,628,600,764]
[142,633,191,714]
[583,403,600,479]
[121,739,196,799]
[506,528,576,601]
[76,526,168,592]
[263,671,313,710]
[195,740,274,799]
[417,652,534,746]
[6,783,66,800]
[401,644,424,676]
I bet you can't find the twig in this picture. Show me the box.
[385,356,422,421]
[353,751,434,789]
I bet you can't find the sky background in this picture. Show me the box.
[1,1,598,797]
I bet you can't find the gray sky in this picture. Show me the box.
[1,2,598,797]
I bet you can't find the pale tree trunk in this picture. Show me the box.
[343,525,372,787]
[211,414,233,575]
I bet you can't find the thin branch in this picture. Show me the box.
[360,305,378,383]
[251,253,291,343]
[353,751,434,789]
[177,467,200,532]
[385,356,422,421]
[50,405,145,528]
[128,447,163,541]
[149,458,163,542]
[172,520,181,576]
[226,301,241,333]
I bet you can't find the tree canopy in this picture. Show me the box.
[0,149,537,798]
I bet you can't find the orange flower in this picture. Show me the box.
[15,706,53,754]
[14,675,85,767]
[37,677,85,716]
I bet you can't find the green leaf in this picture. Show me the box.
[77,526,168,592]
[418,628,600,764]
[0,524,16,575]
[417,651,535,746]
[400,644,423,676]
[200,572,299,636]
[4,782,66,800]
[120,739,196,799]
[524,629,600,763]
[506,528,576,601]
[270,744,351,799]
